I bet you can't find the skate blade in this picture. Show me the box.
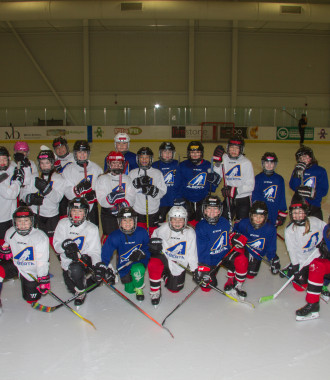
[296,312,320,321]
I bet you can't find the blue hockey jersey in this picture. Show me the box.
[152,159,179,207]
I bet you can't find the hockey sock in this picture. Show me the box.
[124,263,145,294]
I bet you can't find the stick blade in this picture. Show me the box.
[259,294,274,303]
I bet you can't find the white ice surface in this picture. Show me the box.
[1,141,329,380]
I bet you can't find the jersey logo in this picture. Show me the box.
[79,175,93,185]
[263,185,277,200]
[14,247,34,264]
[188,173,206,187]
[166,242,186,259]
[73,236,85,250]
[60,162,72,173]
[113,183,126,193]
[249,238,265,251]
[304,176,316,188]
[226,165,241,178]
[164,170,175,185]
[120,244,142,262]
[303,232,319,250]
[211,231,228,254]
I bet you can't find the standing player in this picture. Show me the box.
[252,152,287,227]
[96,151,136,240]
[173,141,221,226]
[128,147,167,235]
[147,206,198,307]
[152,142,179,223]
[195,195,249,298]
[214,136,254,222]
[101,207,150,301]
[0,206,50,314]
[53,198,104,306]
[103,133,138,173]
[289,146,328,221]
[62,140,103,226]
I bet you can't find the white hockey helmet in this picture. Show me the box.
[168,206,188,232]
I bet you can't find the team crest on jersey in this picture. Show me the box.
[120,244,142,262]
[78,175,93,185]
[14,247,34,265]
[60,162,72,173]
[73,236,85,250]
[249,238,265,251]
[164,170,175,185]
[304,176,316,188]
[211,231,228,255]
[303,232,319,250]
[263,185,277,200]
[113,183,126,193]
[226,165,241,179]
[188,173,206,188]
[166,242,186,259]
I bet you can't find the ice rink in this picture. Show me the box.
[1,140,330,380]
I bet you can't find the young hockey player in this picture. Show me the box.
[0,146,25,245]
[20,149,67,247]
[233,201,280,279]
[152,142,179,223]
[53,197,104,306]
[289,146,328,221]
[195,194,249,298]
[96,151,136,240]
[252,152,287,227]
[101,207,150,301]
[213,136,254,222]
[147,206,198,307]
[173,141,221,226]
[13,141,38,177]
[128,147,167,235]
[284,193,327,320]
[103,132,138,173]
[62,140,103,226]
[0,206,50,314]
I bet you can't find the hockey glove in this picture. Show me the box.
[106,190,126,206]
[0,244,12,260]
[0,173,9,183]
[141,185,159,198]
[129,249,146,262]
[62,239,79,260]
[25,192,44,206]
[276,211,287,227]
[13,152,31,168]
[206,172,221,186]
[297,185,316,199]
[54,160,63,173]
[37,275,51,295]
[270,255,280,275]
[293,162,307,178]
[74,179,92,196]
[104,267,116,285]
[317,239,330,260]
[148,237,163,256]
[221,185,237,199]
[193,265,212,286]
[132,175,150,189]
[11,167,25,186]
[229,232,248,254]
[80,254,92,268]
[93,262,107,283]
[84,190,97,204]
[35,177,52,196]
[212,145,225,166]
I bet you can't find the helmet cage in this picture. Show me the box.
[249,201,268,229]
[202,196,223,225]
[13,207,34,236]
[68,198,89,226]
[117,207,137,235]
[168,206,188,232]
[261,152,278,175]
[37,150,55,174]
[159,142,176,163]
[106,151,125,174]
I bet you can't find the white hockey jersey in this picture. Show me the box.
[0,165,22,223]
[214,154,255,198]
[152,223,198,276]
[128,167,167,215]
[53,218,102,271]
[55,152,75,173]
[5,227,49,281]
[95,172,136,208]
[285,216,327,268]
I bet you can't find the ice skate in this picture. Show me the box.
[150,289,161,308]
[321,286,330,303]
[135,288,144,302]
[74,292,86,308]
[224,278,236,297]
[234,281,247,300]
[296,302,320,321]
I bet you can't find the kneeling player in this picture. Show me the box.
[147,206,198,307]
[53,198,104,306]
[101,207,150,301]
[0,206,50,314]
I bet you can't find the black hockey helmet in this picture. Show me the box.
[159,142,176,163]
[249,201,268,229]
[227,135,245,158]
[52,136,69,158]
[295,146,315,163]
[136,147,153,170]
[0,146,10,171]
[202,195,223,225]
[68,197,89,226]
[13,206,34,236]
[289,192,310,226]
[117,206,138,235]
[37,150,55,174]
[261,152,278,176]
[187,141,204,165]
[73,140,90,166]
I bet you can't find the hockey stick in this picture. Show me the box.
[282,107,299,121]
[28,273,96,329]
[221,162,233,229]
[259,248,319,303]
[144,169,150,236]
[277,233,285,242]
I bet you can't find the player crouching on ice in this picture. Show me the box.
[101,207,150,301]
[147,206,198,307]
[0,206,50,314]
[53,197,105,306]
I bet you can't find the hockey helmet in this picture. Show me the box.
[227,136,244,158]
[13,206,34,236]
[52,136,69,158]
[249,201,268,229]
[117,207,138,235]
[137,147,153,170]
[261,152,278,176]
[289,192,310,226]
[73,140,90,166]
[168,206,188,232]
[68,197,89,226]
[187,141,204,165]
[114,133,130,153]
[37,150,55,174]
[159,142,176,163]
[14,141,29,154]
[0,146,10,171]
[202,195,223,225]
[106,151,125,174]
